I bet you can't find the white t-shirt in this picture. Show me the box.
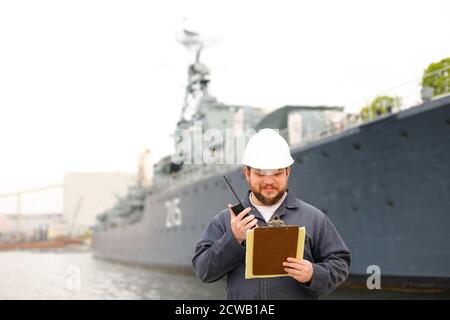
[249,191,287,223]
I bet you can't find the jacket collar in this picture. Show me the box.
[241,188,299,221]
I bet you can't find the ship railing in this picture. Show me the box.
[282,115,363,150]
[153,123,365,191]
[151,115,367,191]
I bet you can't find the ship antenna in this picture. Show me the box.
[175,26,222,123]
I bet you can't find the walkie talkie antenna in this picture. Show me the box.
[223,176,241,203]
[222,175,246,216]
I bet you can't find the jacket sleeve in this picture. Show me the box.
[306,215,351,296]
[192,211,246,283]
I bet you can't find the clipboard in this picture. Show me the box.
[245,217,306,279]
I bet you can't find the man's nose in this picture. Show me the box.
[262,177,276,185]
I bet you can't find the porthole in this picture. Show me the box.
[386,198,395,207]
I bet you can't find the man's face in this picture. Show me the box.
[244,167,290,205]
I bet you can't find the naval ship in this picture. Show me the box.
[93,30,450,290]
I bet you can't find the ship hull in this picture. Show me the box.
[93,97,450,289]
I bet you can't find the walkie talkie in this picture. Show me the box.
[222,175,247,217]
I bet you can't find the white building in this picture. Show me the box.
[64,172,136,235]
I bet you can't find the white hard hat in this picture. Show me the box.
[242,128,294,169]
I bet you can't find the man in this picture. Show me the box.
[192,129,351,299]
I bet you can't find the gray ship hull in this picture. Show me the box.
[93,96,450,289]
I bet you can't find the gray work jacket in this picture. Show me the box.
[192,189,351,300]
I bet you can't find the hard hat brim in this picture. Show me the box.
[242,157,294,170]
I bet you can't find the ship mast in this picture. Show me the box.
[176,29,211,123]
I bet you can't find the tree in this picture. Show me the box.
[360,95,402,121]
[422,57,450,97]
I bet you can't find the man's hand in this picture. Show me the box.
[228,204,257,244]
[283,257,314,283]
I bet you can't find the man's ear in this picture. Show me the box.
[243,166,250,182]
[286,167,291,178]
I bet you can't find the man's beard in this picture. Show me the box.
[252,184,287,206]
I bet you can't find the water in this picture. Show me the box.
[0,250,224,299]
[1,251,449,300]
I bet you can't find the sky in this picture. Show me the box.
[1,0,449,213]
